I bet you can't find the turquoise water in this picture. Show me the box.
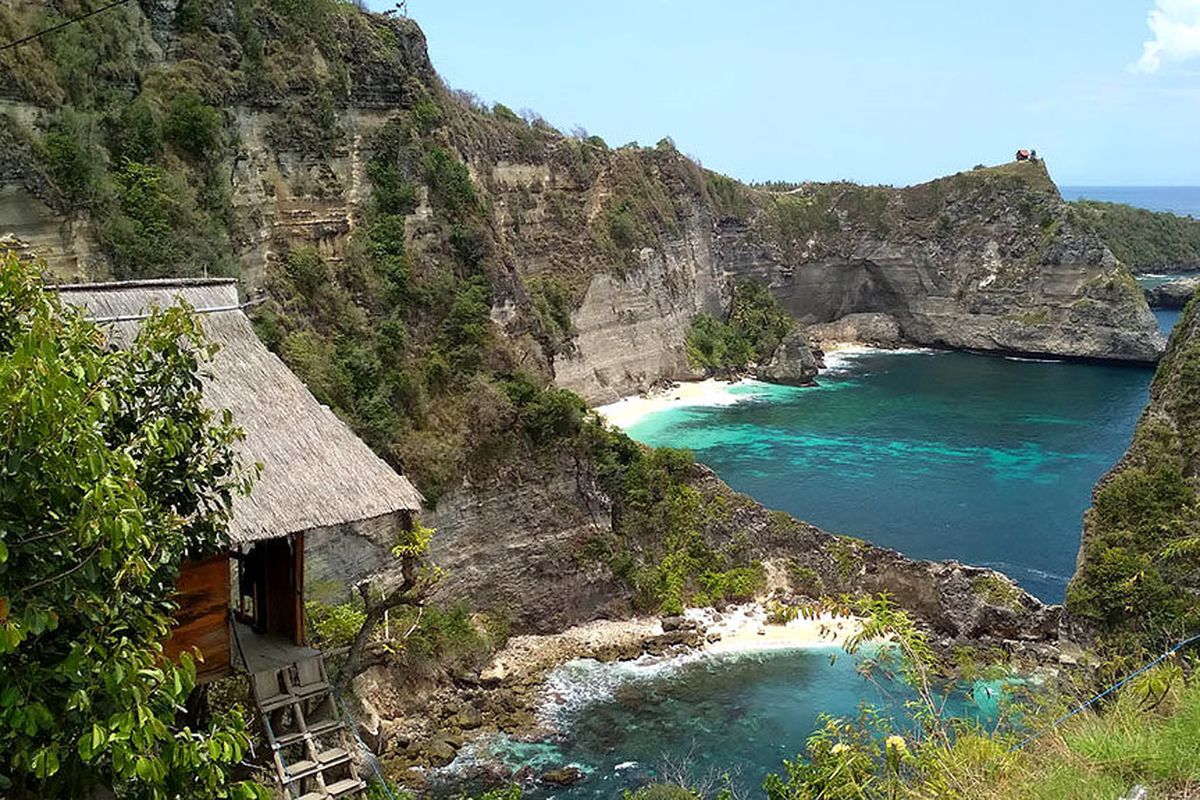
[625,352,1156,601]
[445,648,1000,799]
[1156,308,1183,336]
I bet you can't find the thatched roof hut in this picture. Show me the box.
[56,278,424,680]
[56,278,423,542]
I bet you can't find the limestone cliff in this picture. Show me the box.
[0,1,1151,649]
[714,164,1164,366]
[0,3,1162,408]
[425,454,1060,645]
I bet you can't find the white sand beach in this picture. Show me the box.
[594,378,769,430]
[690,604,865,654]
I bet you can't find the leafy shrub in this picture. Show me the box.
[440,276,492,370]
[114,98,162,164]
[368,156,421,216]
[284,246,332,296]
[521,387,588,444]
[100,161,233,279]
[163,90,222,158]
[38,109,105,202]
[608,201,641,250]
[0,256,267,798]
[423,146,476,217]
[687,280,792,373]
[492,103,522,124]
[306,600,367,649]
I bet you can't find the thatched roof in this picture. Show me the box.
[56,278,423,544]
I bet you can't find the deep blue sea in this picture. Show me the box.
[1061,185,1200,218]
[625,352,1153,602]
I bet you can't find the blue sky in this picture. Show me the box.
[369,1,1200,187]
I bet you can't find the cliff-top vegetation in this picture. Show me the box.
[1072,200,1200,273]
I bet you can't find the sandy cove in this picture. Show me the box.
[593,344,895,431]
[480,602,866,684]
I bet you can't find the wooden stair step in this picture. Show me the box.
[306,718,344,737]
[296,793,327,800]
[293,680,330,698]
[316,747,352,766]
[283,759,321,781]
[325,778,366,797]
[259,693,301,712]
[272,729,309,747]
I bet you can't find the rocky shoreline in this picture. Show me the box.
[360,583,1071,794]
[363,599,867,790]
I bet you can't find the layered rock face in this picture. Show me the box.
[713,164,1164,365]
[0,6,1162,404]
[420,455,1060,642]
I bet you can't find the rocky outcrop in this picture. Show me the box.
[1143,276,1198,309]
[712,165,1164,365]
[806,312,905,349]
[421,452,1061,644]
[425,455,630,633]
[756,330,822,386]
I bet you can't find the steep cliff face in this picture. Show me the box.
[425,453,1060,643]
[0,3,1162,409]
[715,164,1164,364]
[1067,298,1200,646]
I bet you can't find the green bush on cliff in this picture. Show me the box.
[163,90,222,158]
[579,422,765,613]
[1072,200,1200,271]
[37,109,106,203]
[1067,302,1200,648]
[687,280,793,373]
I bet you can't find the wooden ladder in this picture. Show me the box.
[247,656,368,800]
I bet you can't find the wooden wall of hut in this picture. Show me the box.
[164,554,232,684]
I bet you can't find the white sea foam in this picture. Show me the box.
[538,649,709,728]
[1003,356,1065,364]
[596,347,948,429]
[822,345,939,374]
[594,378,772,430]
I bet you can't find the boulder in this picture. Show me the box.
[1144,276,1199,309]
[451,703,483,730]
[423,738,458,767]
[541,767,586,786]
[757,331,822,386]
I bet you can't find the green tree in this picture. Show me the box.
[163,90,222,158]
[0,254,267,799]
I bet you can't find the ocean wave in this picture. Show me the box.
[433,733,578,780]
[821,346,940,374]
[980,561,1069,583]
[538,650,709,728]
[1003,356,1064,364]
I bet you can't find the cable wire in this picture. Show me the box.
[1012,631,1200,750]
[0,0,135,53]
